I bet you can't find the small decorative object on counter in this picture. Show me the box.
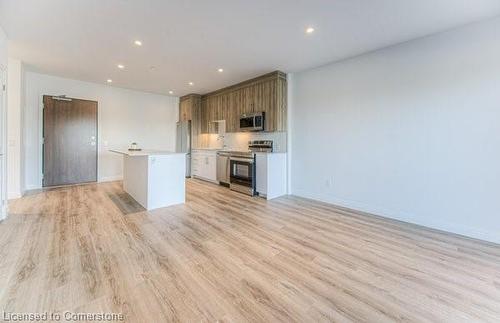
[128,142,142,151]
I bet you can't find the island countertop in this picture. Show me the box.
[109,148,186,210]
[110,149,186,157]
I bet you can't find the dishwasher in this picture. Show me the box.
[216,151,231,186]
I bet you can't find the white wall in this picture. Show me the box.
[291,17,500,244]
[24,72,179,189]
[7,58,23,198]
[0,26,6,68]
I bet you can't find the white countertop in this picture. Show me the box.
[192,148,221,151]
[253,151,287,155]
[110,149,185,157]
[192,148,286,154]
[193,147,286,154]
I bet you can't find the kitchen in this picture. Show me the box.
[176,71,287,199]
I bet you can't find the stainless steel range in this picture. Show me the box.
[229,151,255,196]
[248,140,273,152]
[222,141,274,196]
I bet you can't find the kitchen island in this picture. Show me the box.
[110,149,186,210]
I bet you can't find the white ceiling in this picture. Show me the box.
[1,0,500,96]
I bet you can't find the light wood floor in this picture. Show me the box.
[1,179,500,322]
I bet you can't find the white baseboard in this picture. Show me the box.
[0,204,7,220]
[25,184,40,191]
[8,191,22,199]
[98,175,123,183]
[292,188,500,245]
[25,176,123,190]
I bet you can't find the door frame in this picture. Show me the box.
[0,66,7,219]
[39,94,99,187]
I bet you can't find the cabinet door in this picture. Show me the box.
[201,155,208,179]
[226,90,242,132]
[200,98,208,133]
[179,98,194,122]
[208,96,218,133]
[191,153,202,176]
[191,97,201,147]
[179,100,186,122]
[201,96,215,134]
[195,153,216,181]
[255,153,267,195]
[276,76,287,132]
[254,79,276,131]
[184,99,192,121]
[207,154,217,181]
[225,92,237,133]
[243,86,255,114]
[234,87,248,118]
[222,93,238,133]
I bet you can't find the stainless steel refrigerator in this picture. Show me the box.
[175,121,191,177]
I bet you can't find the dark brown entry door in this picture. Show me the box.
[43,95,97,187]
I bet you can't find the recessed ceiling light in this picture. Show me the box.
[218,68,224,73]
[117,64,124,69]
[134,40,142,46]
[306,27,315,34]
[107,79,113,83]
[188,82,194,86]
[169,90,174,95]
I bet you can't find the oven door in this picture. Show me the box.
[229,157,255,195]
[239,116,255,131]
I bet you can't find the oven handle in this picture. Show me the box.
[230,157,254,163]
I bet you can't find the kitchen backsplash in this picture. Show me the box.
[195,131,287,152]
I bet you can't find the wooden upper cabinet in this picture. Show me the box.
[179,94,199,122]
[200,97,208,134]
[179,99,188,121]
[199,96,218,134]
[196,71,287,133]
[223,92,237,133]
[250,79,277,131]
[178,94,203,146]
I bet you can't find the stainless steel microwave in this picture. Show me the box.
[239,112,265,132]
